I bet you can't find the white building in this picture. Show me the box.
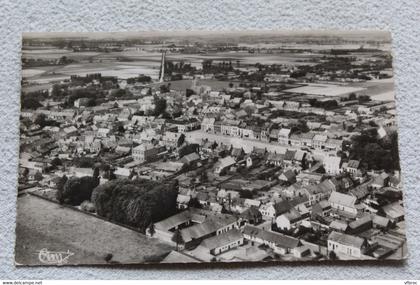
[323,156,342,175]
[329,191,358,217]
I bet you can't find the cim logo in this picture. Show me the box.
[37,248,74,265]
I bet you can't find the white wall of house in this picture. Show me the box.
[211,237,244,255]
[330,202,358,215]
[328,240,361,258]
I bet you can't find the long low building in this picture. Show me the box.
[152,208,239,249]
[199,229,244,256]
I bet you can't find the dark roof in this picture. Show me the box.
[200,229,243,250]
[180,152,200,164]
[347,160,360,169]
[279,169,296,181]
[284,150,297,161]
[161,250,201,263]
[181,215,237,243]
[155,210,206,231]
[349,185,369,200]
[243,225,300,249]
[240,207,262,220]
[328,231,365,248]
[348,215,372,229]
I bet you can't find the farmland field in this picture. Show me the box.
[21,47,322,83]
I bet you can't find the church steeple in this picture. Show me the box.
[159,50,166,83]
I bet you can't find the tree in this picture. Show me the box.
[187,197,202,209]
[34,171,43,181]
[358,95,371,103]
[34,114,47,128]
[349,93,357,100]
[73,157,96,168]
[159,84,170,94]
[57,176,100,205]
[128,169,136,180]
[154,97,167,116]
[56,175,68,192]
[104,253,113,263]
[186,88,195,98]
[93,167,100,178]
[329,251,338,260]
[179,143,199,158]
[51,157,62,167]
[108,169,116,180]
[87,98,96,107]
[291,119,309,134]
[200,171,208,183]
[148,223,156,237]
[172,229,184,251]
[21,168,29,181]
[21,98,42,110]
[349,129,399,171]
[50,84,61,97]
[177,133,186,148]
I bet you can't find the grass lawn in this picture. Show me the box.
[15,194,174,266]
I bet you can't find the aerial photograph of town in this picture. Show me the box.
[15,30,406,266]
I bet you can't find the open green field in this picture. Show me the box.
[15,194,174,265]
[349,78,395,101]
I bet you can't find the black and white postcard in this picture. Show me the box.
[16,30,407,265]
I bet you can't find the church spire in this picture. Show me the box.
[159,50,166,83]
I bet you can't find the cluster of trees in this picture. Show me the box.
[72,157,98,168]
[290,119,310,134]
[185,88,195,98]
[308,98,338,110]
[153,97,167,116]
[159,84,171,94]
[202,59,234,73]
[178,143,199,158]
[126,75,152,84]
[57,56,74,65]
[21,89,49,110]
[91,178,178,232]
[70,73,117,85]
[108,88,131,100]
[64,86,102,107]
[349,129,400,172]
[34,114,59,128]
[21,97,43,110]
[164,60,195,77]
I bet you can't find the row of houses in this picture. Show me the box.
[201,118,343,151]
